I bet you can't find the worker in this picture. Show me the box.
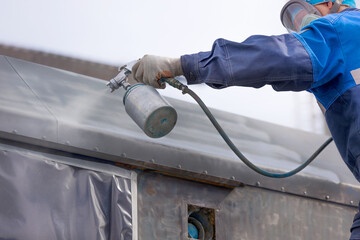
[128,0,360,238]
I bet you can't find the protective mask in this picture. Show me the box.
[280,0,322,33]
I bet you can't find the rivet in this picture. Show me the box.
[149,159,155,163]
[325,195,330,200]
[93,147,99,152]
[256,181,261,187]
[121,153,127,158]
[203,170,208,175]
[65,141,70,146]
[12,130,18,134]
[230,176,235,180]
[303,191,308,195]
[42,136,46,140]
[350,201,354,205]
[281,187,285,192]
[177,164,182,169]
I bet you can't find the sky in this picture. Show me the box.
[2,0,358,134]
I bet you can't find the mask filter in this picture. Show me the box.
[281,0,321,32]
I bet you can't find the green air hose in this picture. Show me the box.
[164,78,334,178]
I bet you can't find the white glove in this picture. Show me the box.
[129,55,183,89]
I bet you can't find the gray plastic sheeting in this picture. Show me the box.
[0,141,136,240]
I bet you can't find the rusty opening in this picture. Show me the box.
[188,204,215,240]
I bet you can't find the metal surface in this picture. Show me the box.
[137,171,357,240]
[0,55,359,206]
[0,140,136,240]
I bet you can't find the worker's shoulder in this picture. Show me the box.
[323,8,360,25]
[306,8,360,35]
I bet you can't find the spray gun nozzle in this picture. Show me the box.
[107,75,130,92]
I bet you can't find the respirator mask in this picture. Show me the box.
[280,0,322,32]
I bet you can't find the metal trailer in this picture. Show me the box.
[0,55,359,240]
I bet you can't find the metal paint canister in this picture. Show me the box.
[123,84,177,138]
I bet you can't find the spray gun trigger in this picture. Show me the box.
[118,64,126,72]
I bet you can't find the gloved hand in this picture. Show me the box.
[128,55,183,89]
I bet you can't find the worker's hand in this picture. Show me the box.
[128,55,183,89]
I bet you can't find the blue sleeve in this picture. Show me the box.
[294,18,345,89]
[181,35,314,91]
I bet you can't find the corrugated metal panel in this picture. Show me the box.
[0,55,359,206]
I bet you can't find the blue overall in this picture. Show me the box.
[181,8,360,239]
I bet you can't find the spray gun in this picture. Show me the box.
[107,60,177,138]
[107,61,333,178]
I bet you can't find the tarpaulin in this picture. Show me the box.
[0,142,136,240]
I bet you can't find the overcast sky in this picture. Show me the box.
[1,0,358,134]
